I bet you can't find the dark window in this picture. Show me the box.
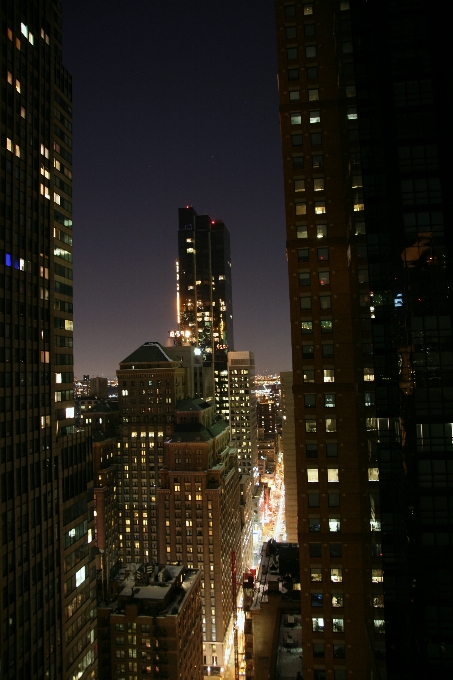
[298,248,309,262]
[306,444,318,458]
[299,272,310,286]
[313,154,323,168]
[311,132,322,145]
[288,68,300,81]
[305,394,316,407]
[311,593,323,607]
[322,344,334,358]
[309,517,321,532]
[286,26,297,39]
[318,248,329,261]
[333,644,345,658]
[308,493,320,507]
[305,23,315,36]
[307,67,318,79]
[309,543,322,557]
[313,643,325,658]
[334,672,346,680]
[326,443,338,457]
[330,543,342,557]
[293,156,304,169]
[292,134,303,146]
[300,296,312,310]
[328,493,340,507]
[319,271,330,286]
[287,47,298,60]
[314,671,326,680]
[306,45,317,58]
[303,345,314,359]
[285,5,296,16]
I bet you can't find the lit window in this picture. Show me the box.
[311,568,322,582]
[315,201,326,214]
[368,468,379,481]
[7,71,13,85]
[312,154,323,168]
[328,469,339,482]
[294,179,305,192]
[312,618,324,632]
[7,28,12,40]
[354,201,365,211]
[309,88,319,101]
[319,271,330,286]
[305,419,317,433]
[6,138,13,152]
[75,566,86,588]
[324,370,335,383]
[325,418,337,432]
[15,79,21,93]
[54,193,61,205]
[20,107,25,119]
[332,594,344,607]
[314,178,325,191]
[301,321,313,334]
[347,107,358,120]
[21,22,28,38]
[304,3,314,15]
[290,112,302,126]
[296,202,307,215]
[321,319,333,333]
[364,367,375,381]
[310,110,321,124]
[307,469,319,483]
[304,370,315,382]
[331,568,342,582]
[306,45,317,58]
[374,620,385,634]
[66,407,75,419]
[329,518,340,532]
[372,569,383,583]
[289,89,301,101]
[297,225,308,239]
[333,618,344,633]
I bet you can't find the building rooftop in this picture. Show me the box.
[176,398,212,411]
[119,342,175,365]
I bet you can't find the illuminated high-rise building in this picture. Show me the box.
[0,3,96,679]
[228,351,258,477]
[176,206,234,420]
[275,0,453,678]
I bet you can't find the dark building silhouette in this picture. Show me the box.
[177,206,234,420]
[0,2,96,679]
[275,0,453,678]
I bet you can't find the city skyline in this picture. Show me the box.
[62,0,292,378]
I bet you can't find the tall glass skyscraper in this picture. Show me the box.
[177,206,234,420]
[0,3,96,679]
[275,0,452,678]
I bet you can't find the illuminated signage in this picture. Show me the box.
[169,330,191,338]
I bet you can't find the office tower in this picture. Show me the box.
[158,399,241,674]
[98,564,203,680]
[257,396,277,437]
[280,372,297,542]
[116,342,194,564]
[228,351,258,476]
[275,0,453,678]
[177,206,234,420]
[0,4,96,679]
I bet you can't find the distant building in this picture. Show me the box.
[158,398,241,674]
[228,351,258,476]
[280,372,297,543]
[98,564,203,680]
[257,397,277,437]
[177,206,234,419]
[79,399,120,435]
[89,376,108,399]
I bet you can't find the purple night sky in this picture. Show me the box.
[63,0,291,378]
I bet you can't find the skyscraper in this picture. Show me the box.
[177,206,234,420]
[228,351,258,477]
[275,0,452,678]
[1,3,96,679]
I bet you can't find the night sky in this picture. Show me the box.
[63,0,291,379]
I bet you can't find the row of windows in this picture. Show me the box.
[300,295,332,310]
[302,319,333,334]
[292,132,323,146]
